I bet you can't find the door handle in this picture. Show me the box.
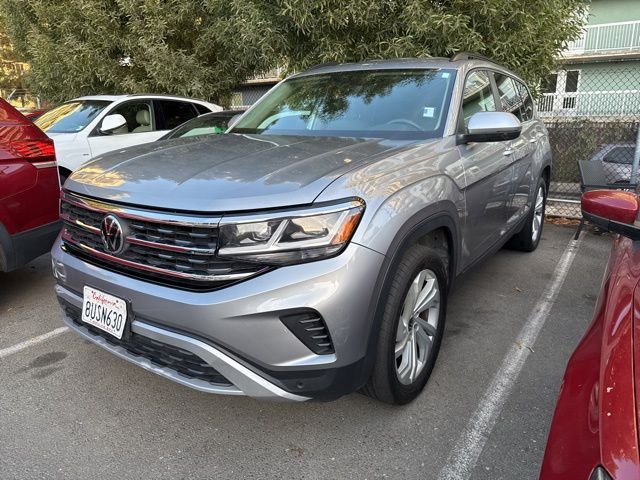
[529,138,538,143]
[503,149,514,156]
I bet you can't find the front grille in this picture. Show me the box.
[280,310,334,355]
[60,193,267,290]
[63,302,232,386]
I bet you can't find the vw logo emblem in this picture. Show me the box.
[100,214,126,255]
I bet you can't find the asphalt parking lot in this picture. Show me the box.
[0,224,611,480]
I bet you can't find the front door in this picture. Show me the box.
[87,100,167,158]
[458,70,513,266]
[494,73,540,231]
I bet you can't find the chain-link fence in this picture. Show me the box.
[230,84,275,110]
[541,63,640,218]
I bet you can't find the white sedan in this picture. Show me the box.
[35,94,221,182]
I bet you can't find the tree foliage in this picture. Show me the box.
[0,0,588,103]
[0,11,27,90]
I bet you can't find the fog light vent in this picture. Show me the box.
[280,310,334,355]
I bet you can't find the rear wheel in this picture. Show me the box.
[507,177,546,252]
[362,243,448,405]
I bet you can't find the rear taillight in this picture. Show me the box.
[10,139,56,166]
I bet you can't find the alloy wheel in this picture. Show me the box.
[395,269,440,385]
[531,186,545,243]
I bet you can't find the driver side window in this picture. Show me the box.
[108,101,154,135]
[461,71,497,128]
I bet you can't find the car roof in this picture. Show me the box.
[71,94,213,104]
[290,57,522,82]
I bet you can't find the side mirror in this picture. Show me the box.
[100,114,127,134]
[582,190,640,240]
[458,111,522,144]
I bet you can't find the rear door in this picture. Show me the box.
[458,70,513,264]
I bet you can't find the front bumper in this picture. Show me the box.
[52,237,385,400]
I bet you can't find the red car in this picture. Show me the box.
[0,98,60,272]
[540,190,640,480]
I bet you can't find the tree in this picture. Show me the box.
[0,0,588,104]
[0,12,27,92]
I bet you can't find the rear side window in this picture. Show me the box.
[461,71,497,128]
[158,100,198,130]
[494,73,524,121]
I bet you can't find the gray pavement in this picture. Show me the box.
[0,224,611,480]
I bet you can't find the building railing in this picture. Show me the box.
[537,89,640,117]
[565,20,640,55]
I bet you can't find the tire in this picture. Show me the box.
[507,177,547,252]
[362,243,448,405]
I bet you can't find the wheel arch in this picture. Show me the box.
[355,209,461,391]
[542,164,551,189]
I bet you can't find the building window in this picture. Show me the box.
[565,70,580,93]
[542,70,580,111]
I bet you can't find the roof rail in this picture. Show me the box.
[305,61,342,71]
[450,52,496,64]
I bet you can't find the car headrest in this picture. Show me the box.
[136,109,150,126]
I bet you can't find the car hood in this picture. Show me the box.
[65,133,406,212]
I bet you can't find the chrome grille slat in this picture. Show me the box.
[60,192,267,289]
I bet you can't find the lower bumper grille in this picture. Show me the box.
[63,302,232,387]
[280,310,334,355]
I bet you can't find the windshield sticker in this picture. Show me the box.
[423,107,436,118]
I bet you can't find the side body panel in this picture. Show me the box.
[0,99,60,235]
[540,235,640,479]
[0,98,60,270]
[317,136,469,271]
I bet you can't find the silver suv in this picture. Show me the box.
[52,55,552,404]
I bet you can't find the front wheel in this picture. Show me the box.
[507,177,547,252]
[362,243,448,405]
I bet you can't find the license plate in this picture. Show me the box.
[81,286,128,340]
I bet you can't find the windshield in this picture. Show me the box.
[230,69,456,140]
[162,112,238,140]
[35,100,111,133]
[604,146,635,165]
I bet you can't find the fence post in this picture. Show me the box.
[633,125,640,184]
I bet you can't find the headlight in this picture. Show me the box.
[218,199,365,265]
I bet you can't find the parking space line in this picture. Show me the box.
[0,327,69,359]
[438,236,583,480]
